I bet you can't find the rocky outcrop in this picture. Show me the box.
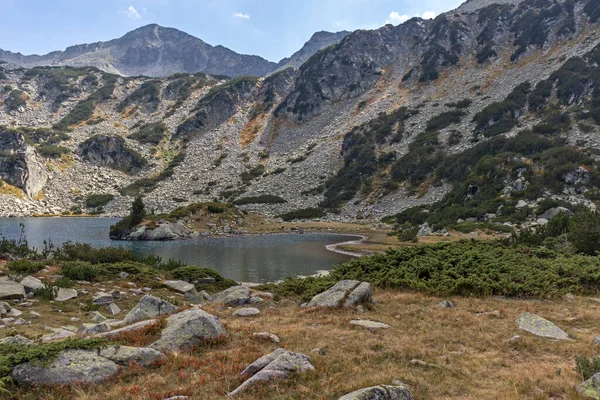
[126,220,191,241]
[20,276,45,293]
[80,135,146,174]
[307,280,372,308]
[578,372,600,399]
[121,295,178,325]
[149,308,227,352]
[0,280,26,300]
[209,286,251,306]
[0,128,47,197]
[277,31,351,71]
[229,348,315,396]
[338,384,414,400]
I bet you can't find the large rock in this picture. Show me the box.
[0,280,26,300]
[99,319,157,338]
[122,295,178,325]
[233,307,260,317]
[163,280,196,294]
[578,372,600,399]
[210,286,251,307]
[80,134,146,173]
[11,349,119,385]
[99,345,166,367]
[516,312,569,340]
[229,348,315,396]
[149,308,227,352]
[350,320,390,330]
[307,280,372,309]
[0,335,34,346]
[20,276,45,293]
[92,292,114,305]
[0,301,11,315]
[338,384,414,400]
[538,207,574,221]
[54,287,77,301]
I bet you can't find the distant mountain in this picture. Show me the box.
[0,24,349,78]
[277,31,351,71]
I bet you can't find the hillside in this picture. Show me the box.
[0,0,599,236]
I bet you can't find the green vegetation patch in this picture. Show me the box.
[85,194,115,209]
[233,195,286,205]
[171,266,238,292]
[117,80,162,113]
[37,144,70,159]
[119,152,185,197]
[278,208,325,221]
[128,122,167,145]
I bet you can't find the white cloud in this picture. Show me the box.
[386,10,437,25]
[125,5,141,20]
[422,11,436,20]
[234,12,250,19]
[386,11,410,25]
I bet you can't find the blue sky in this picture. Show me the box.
[0,0,463,62]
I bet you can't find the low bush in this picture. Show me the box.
[85,194,114,209]
[60,261,101,281]
[233,195,286,205]
[128,123,167,145]
[170,266,238,291]
[278,208,325,221]
[7,260,46,275]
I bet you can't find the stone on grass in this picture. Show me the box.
[516,312,569,340]
[99,319,158,338]
[593,336,600,346]
[122,295,178,325]
[99,345,166,367]
[90,310,108,323]
[232,308,260,317]
[54,288,77,302]
[20,276,45,293]
[164,280,196,294]
[80,322,112,335]
[437,300,455,308]
[253,332,280,343]
[11,349,119,385]
[149,308,227,352]
[229,348,315,396]
[0,301,11,315]
[92,292,114,305]
[106,303,121,316]
[41,329,76,343]
[350,320,391,330]
[0,281,26,300]
[338,384,414,400]
[307,280,372,309]
[210,286,251,306]
[184,291,205,303]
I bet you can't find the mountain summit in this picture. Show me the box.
[0,24,347,78]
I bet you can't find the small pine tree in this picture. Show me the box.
[131,196,146,226]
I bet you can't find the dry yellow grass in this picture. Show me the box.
[8,289,597,399]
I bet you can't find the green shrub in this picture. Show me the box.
[426,110,465,131]
[278,208,325,221]
[170,266,238,291]
[128,123,167,145]
[233,195,286,205]
[36,144,70,159]
[7,260,46,274]
[118,80,161,112]
[576,356,600,380]
[240,165,265,184]
[85,194,114,208]
[60,261,101,281]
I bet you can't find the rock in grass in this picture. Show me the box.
[99,319,157,338]
[99,345,166,367]
[338,384,414,400]
[232,308,260,317]
[307,280,372,309]
[437,300,455,308]
[516,312,569,340]
[149,308,227,352]
[11,349,119,385]
[122,295,178,325]
[41,329,76,343]
[164,280,196,294]
[210,286,251,306]
[253,332,280,343]
[350,320,390,330]
[0,335,34,346]
[229,348,314,396]
[106,303,121,316]
[0,280,26,300]
[92,292,114,305]
[0,301,11,315]
[20,276,45,293]
[54,288,77,302]
[578,372,600,399]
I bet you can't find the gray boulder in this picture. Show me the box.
[350,320,390,330]
[437,300,455,308]
[210,286,251,306]
[516,312,569,340]
[538,207,574,221]
[338,384,414,400]
[54,287,77,301]
[122,295,178,325]
[578,372,600,399]
[79,322,112,335]
[99,345,166,367]
[0,335,34,346]
[0,280,25,300]
[106,303,121,316]
[229,348,315,396]
[11,349,119,385]
[307,280,372,309]
[99,319,158,338]
[233,307,260,317]
[20,276,45,293]
[150,308,227,352]
[92,292,114,305]
[0,301,11,315]
[164,280,196,294]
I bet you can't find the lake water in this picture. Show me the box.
[0,217,356,283]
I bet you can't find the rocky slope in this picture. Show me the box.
[0,24,348,79]
[0,0,599,229]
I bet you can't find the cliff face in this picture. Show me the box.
[0,129,46,197]
[0,0,599,224]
